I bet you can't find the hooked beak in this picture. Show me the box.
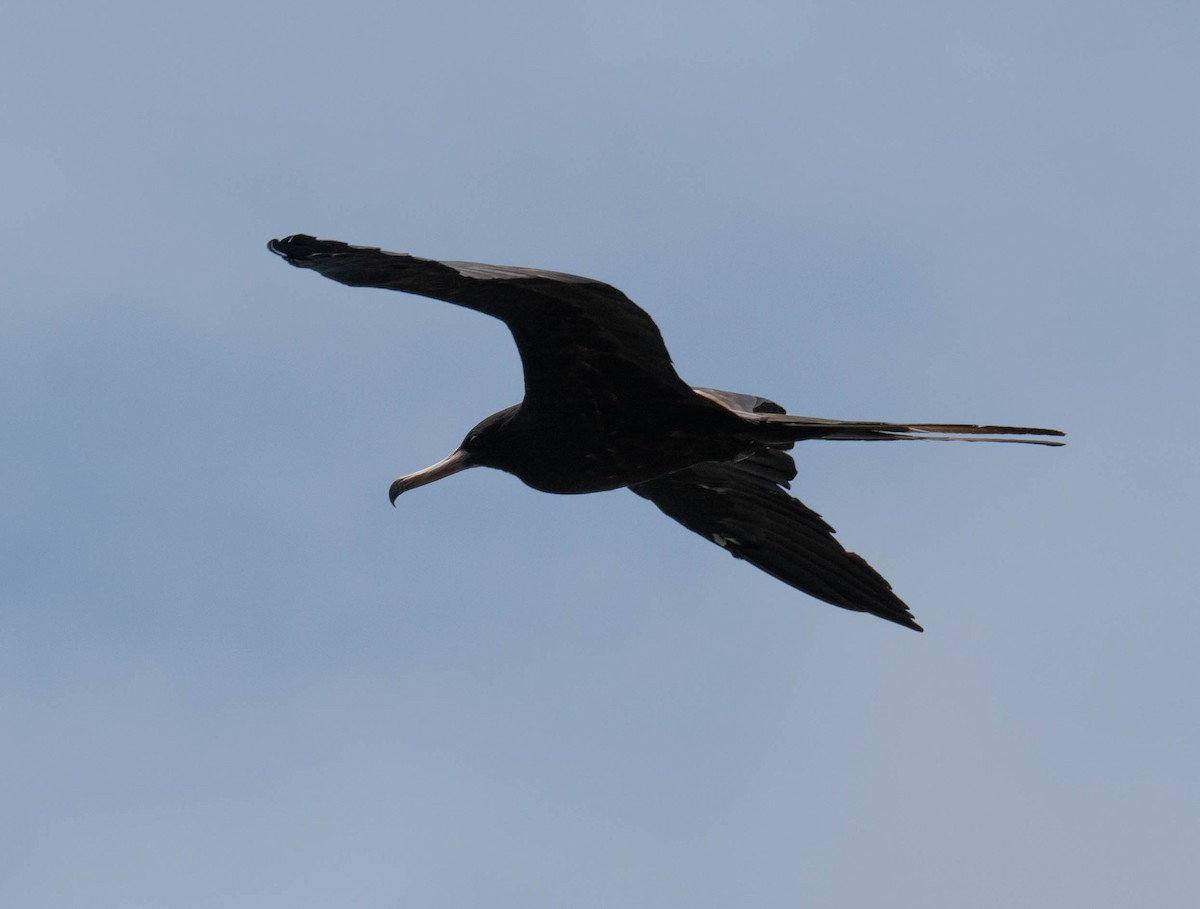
[388,448,475,505]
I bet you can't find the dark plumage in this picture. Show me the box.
[269,234,1063,631]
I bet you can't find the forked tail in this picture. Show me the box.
[743,412,1066,446]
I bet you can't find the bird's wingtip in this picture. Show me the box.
[267,234,321,263]
[884,611,923,632]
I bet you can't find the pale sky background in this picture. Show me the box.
[3,2,1197,907]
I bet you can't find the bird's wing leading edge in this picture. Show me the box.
[630,448,923,631]
[267,234,693,410]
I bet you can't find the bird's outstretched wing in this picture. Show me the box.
[631,447,922,630]
[268,235,694,413]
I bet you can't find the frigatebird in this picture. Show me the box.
[269,234,1063,631]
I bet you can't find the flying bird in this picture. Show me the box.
[269,234,1063,631]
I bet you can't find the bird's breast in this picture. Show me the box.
[502,426,748,495]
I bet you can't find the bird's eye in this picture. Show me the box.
[465,431,481,448]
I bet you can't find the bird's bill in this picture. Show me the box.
[389,449,475,504]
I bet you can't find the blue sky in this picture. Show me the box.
[3,1,1197,906]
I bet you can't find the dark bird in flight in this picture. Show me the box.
[269,234,1063,631]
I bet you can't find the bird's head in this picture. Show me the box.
[388,405,521,504]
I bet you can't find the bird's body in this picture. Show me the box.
[269,234,1063,631]
[463,393,752,494]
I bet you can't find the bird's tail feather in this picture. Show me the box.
[744,413,1066,446]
